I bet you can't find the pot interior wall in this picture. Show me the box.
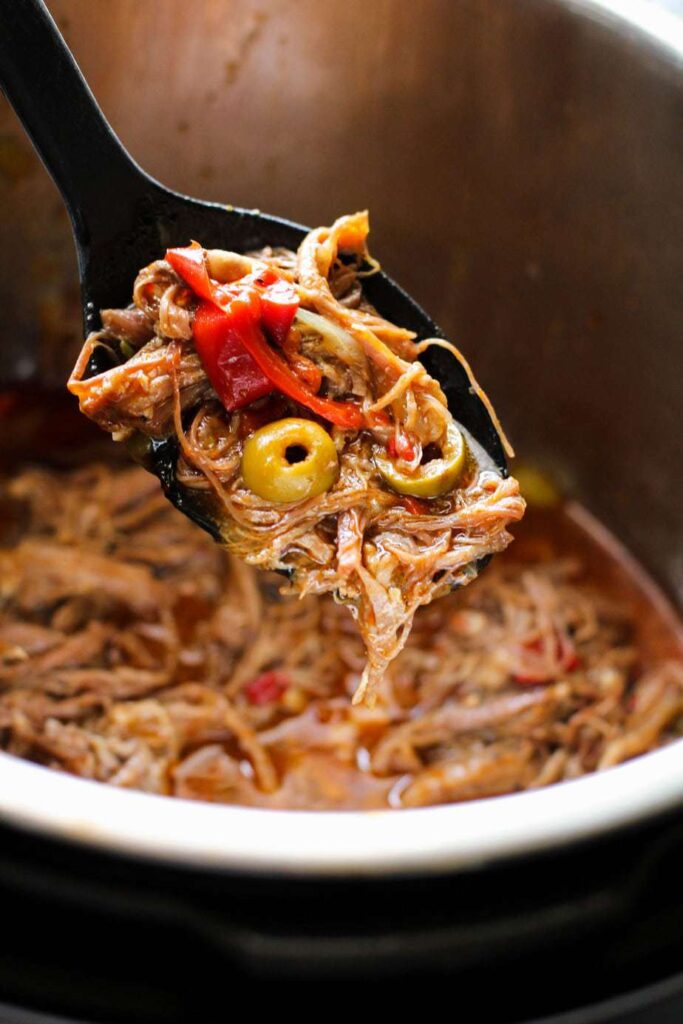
[0,0,680,599]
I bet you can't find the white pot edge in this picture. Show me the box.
[0,740,681,877]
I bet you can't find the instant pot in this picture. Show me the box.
[0,0,681,1019]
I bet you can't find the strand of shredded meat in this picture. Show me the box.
[0,464,680,809]
[68,212,525,703]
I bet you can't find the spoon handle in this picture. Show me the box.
[0,0,147,243]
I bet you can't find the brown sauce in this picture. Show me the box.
[0,389,681,810]
[507,502,683,667]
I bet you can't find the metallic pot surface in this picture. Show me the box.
[0,0,681,877]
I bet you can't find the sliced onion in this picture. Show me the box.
[295,308,367,371]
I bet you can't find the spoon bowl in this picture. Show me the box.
[0,0,507,542]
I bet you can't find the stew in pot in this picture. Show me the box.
[0,457,680,810]
[67,212,525,705]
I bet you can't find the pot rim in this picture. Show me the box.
[567,0,683,68]
[1,0,681,880]
[0,740,681,876]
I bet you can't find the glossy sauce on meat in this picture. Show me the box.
[0,393,681,810]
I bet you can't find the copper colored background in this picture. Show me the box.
[0,0,681,597]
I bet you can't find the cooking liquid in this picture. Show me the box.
[0,390,681,809]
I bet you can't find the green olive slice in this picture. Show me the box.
[374,421,466,499]
[241,417,339,504]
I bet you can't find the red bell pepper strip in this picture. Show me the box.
[250,266,279,288]
[193,301,272,410]
[513,631,580,685]
[226,293,363,428]
[401,496,429,516]
[166,244,363,429]
[166,242,217,302]
[260,279,299,346]
[244,670,289,706]
[388,432,416,462]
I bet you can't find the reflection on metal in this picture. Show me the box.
[0,0,681,617]
[571,0,683,66]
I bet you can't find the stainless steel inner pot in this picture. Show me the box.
[0,0,681,877]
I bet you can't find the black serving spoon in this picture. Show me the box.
[0,0,506,542]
